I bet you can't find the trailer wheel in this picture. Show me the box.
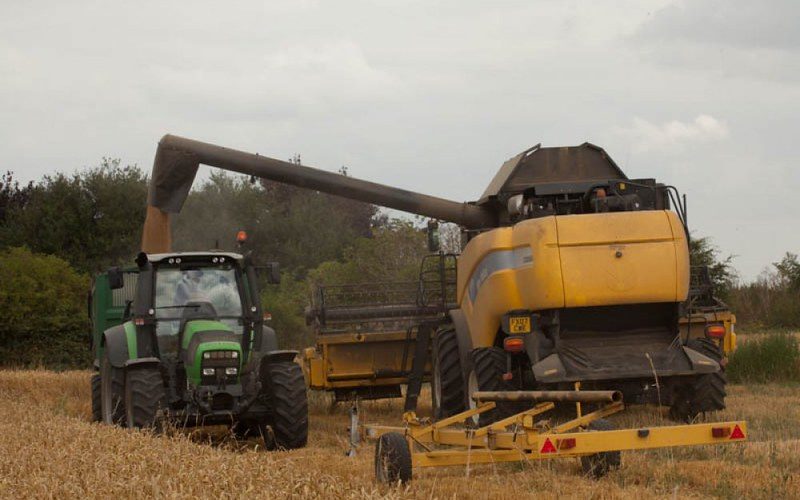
[100,349,126,426]
[580,419,621,478]
[375,432,412,484]
[125,365,167,430]
[265,361,308,449]
[91,374,102,422]
[670,338,727,422]
[432,327,465,420]
[471,347,526,426]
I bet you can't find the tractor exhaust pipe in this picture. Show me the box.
[471,390,623,404]
[142,134,496,253]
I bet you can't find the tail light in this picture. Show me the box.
[503,336,525,353]
[706,324,726,339]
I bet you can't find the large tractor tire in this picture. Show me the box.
[469,347,527,426]
[125,365,167,430]
[91,374,102,422]
[431,327,465,420]
[100,349,126,426]
[670,338,727,422]
[265,361,308,450]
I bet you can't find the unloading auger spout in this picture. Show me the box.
[142,134,496,253]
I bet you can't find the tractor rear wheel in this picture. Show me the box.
[470,347,527,426]
[431,327,465,420]
[265,361,308,449]
[100,349,126,426]
[580,419,622,478]
[670,338,727,422]
[375,432,412,483]
[91,374,102,422]
[125,365,167,430]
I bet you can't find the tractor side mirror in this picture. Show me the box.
[427,220,440,253]
[259,262,281,284]
[107,267,124,290]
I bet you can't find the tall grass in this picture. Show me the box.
[728,333,800,384]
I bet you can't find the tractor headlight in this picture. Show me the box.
[225,367,238,376]
[202,368,216,376]
[203,352,211,359]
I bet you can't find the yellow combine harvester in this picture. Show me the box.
[142,136,736,425]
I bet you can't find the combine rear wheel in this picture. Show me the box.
[431,327,465,419]
[91,374,102,422]
[670,338,727,422]
[125,365,167,430]
[470,347,527,426]
[100,349,126,426]
[265,362,308,449]
[375,432,412,483]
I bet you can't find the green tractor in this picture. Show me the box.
[88,250,308,449]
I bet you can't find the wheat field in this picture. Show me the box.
[0,370,797,499]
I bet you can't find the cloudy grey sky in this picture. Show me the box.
[2,0,798,280]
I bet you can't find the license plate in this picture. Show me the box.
[509,316,531,334]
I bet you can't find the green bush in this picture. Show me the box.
[0,247,90,368]
[727,333,800,384]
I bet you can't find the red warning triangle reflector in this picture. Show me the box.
[730,425,745,440]
[540,438,557,454]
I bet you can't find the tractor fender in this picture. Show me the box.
[449,309,474,381]
[264,350,299,365]
[102,324,133,368]
[124,357,161,369]
[259,326,279,354]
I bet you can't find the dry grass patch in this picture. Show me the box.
[0,370,798,499]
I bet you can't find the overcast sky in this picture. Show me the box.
[2,0,798,280]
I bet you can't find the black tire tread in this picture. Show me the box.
[472,347,527,426]
[266,362,308,450]
[580,419,621,478]
[433,328,465,419]
[375,432,412,483]
[670,338,727,422]
[125,367,166,429]
[91,374,102,423]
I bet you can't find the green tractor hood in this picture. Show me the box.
[182,320,243,385]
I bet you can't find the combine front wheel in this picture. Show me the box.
[431,327,465,420]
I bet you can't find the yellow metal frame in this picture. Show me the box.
[368,401,747,470]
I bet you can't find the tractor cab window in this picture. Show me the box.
[153,265,245,353]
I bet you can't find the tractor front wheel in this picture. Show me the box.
[265,361,308,449]
[124,365,167,430]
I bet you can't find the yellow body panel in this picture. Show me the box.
[458,210,690,347]
[302,331,430,391]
